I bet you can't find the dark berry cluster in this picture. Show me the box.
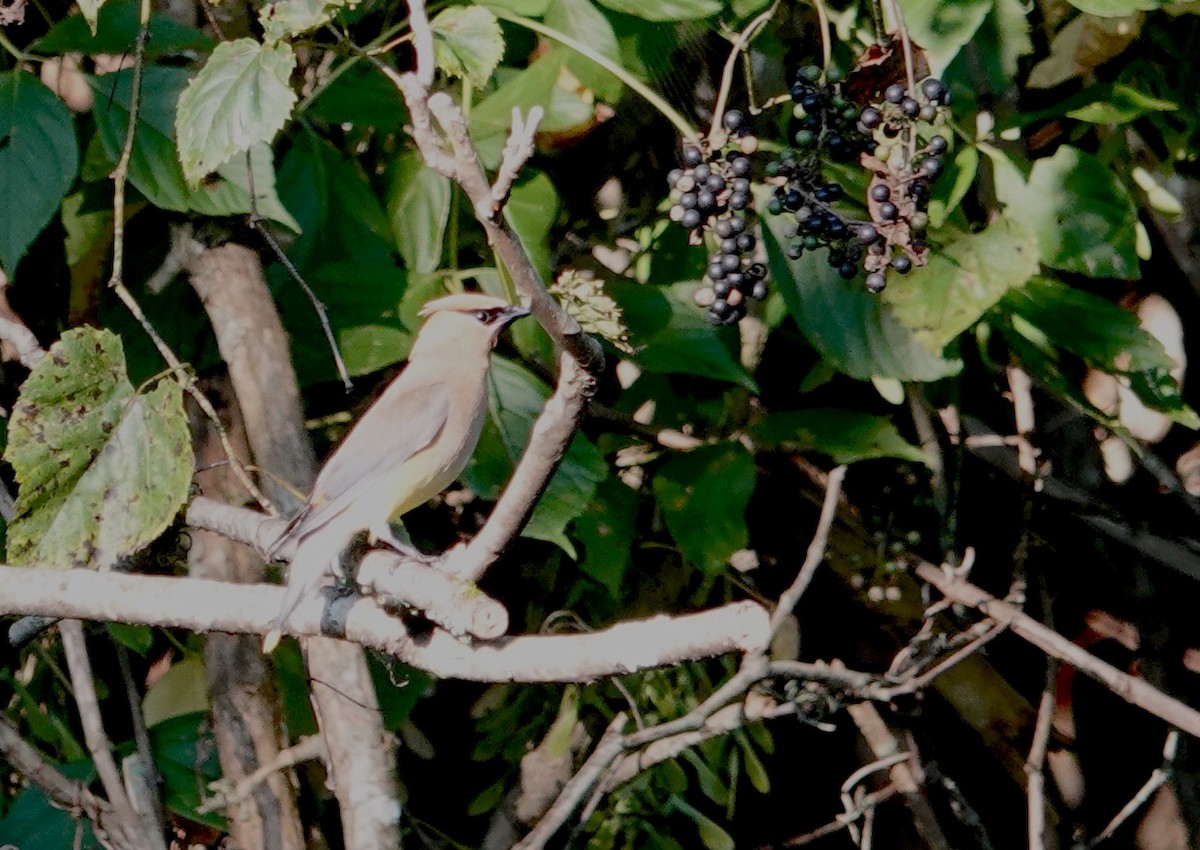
[764,65,880,282]
[766,65,952,294]
[668,110,769,325]
[784,65,873,164]
[858,77,950,293]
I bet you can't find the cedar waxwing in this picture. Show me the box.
[263,293,530,651]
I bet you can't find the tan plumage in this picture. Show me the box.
[263,293,529,651]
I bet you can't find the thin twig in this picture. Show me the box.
[916,561,1200,738]
[105,0,274,515]
[198,735,325,814]
[709,2,778,147]
[768,465,847,641]
[1088,731,1178,847]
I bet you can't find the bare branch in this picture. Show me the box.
[0,270,45,368]
[768,464,846,641]
[915,560,1200,738]
[1088,731,1178,847]
[0,566,768,682]
[489,106,544,216]
[186,496,508,639]
[199,736,326,815]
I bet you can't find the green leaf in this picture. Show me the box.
[1001,278,1197,427]
[683,749,729,805]
[275,127,394,271]
[4,328,193,571]
[259,0,355,42]
[106,623,154,654]
[432,5,505,87]
[751,410,928,465]
[543,0,623,102]
[0,763,102,849]
[175,39,297,186]
[880,215,1040,352]
[89,67,298,229]
[760,195,960,382]
[461,357,606,554]
[470,52,564,167]
[737,732,770,793]
[653,443,755,575]
[991,145,1140,280]
[928,145,978,228]
[388,151,451,274]
[503,170,560,282]
[0,71,79,276]
[277,260,413,383]
[670,794,736,850]
[143,657,210,726]
[571,476,638,596]
[478,0,552,13]
[1067,0,1159,16]
[1066,83,1177,123]
[1026,13,1140,89]
[33,0,214,56]
[611,280,756,389]
[897,0,991,76]
[594,0,720,21]
[151,713,226,830]
[304,63,408,130]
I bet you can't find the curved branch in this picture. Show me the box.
[0,565,768,683]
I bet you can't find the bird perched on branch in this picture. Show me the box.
[263,292,530,652]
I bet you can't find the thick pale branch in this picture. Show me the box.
[0,566,768,682]
[187,496,508,638]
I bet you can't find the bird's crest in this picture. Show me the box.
[419,292,517,317]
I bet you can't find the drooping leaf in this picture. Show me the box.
[1001,278,1197,427]
[4,328,193,571]
[432,5,505,88]
[610,280,756,389]
[151,712,226,830]
[1026,13,1141,89]
[880,215,1040,352]
[304,63,408,130]
[275,127,393,270]
[594,0,720,21]
[571,476,639,596]
[653,443,755,575]
[669,794,736,850]
[897,0,992,76]
[89,67,298,229]
[0,762,102,849]
[0,71,79,276]
[991,145,1140,279]
[276,260,412,383]
[461,357,606,555]
[388,151,451,274]
[928,144,978,228]
[503,170,560,281]
[175,39,297,186]
[33,0,213,56]
[259,0,357,42]
[543,0,623,102]
[470,52,567,167]
[751,410,928,465]
[1066,82,1177,123]
[760,193,960,382]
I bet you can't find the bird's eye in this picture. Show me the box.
[475,310,490,323]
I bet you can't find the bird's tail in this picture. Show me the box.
[263,532,344,653]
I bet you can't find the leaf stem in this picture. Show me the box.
[490,8,699,143]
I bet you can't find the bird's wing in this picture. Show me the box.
[286,385,451,541]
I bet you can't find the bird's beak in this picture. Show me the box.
[500,304,531,327]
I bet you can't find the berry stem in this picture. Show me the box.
[710,1,780,149]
